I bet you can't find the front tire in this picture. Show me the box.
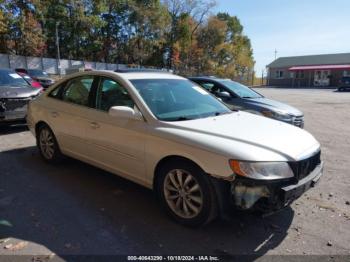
[37,124,63,164]
[156,159,218,227]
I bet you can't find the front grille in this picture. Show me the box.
[1,98,31,111]
[292,116,304,128]
[289,151,321,181]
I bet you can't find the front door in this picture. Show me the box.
[84,76,147,183]
[314,70,330,87]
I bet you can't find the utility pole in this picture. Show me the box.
[274,49,278,60]
[56,22,61,75]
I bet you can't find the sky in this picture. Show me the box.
[216,0,350,75]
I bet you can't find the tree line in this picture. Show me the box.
[0,0,255,78]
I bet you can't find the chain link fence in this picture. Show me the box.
[0,53,127,75]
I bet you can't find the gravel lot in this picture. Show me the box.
[0,88,349,261]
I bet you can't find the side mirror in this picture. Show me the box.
[108,106,143,121]
[217,91,231,98]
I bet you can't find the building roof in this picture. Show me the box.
[267,53,350,68]
[289,64,350,71]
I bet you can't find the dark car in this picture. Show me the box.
[189,76,304,128]
[15,68,54,89]
[338,76,350,91]
[0,69,41,124]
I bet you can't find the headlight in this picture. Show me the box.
[262,110,293,122]
[229,160,294,180]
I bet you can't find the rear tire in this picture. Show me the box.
[156,159,218,227]
[36,124,63,164]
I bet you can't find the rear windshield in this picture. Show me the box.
[0,70,29,87]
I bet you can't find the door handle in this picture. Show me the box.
[51,111,59,118]
[90,122,100,129]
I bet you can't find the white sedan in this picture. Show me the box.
[27,70,323,226]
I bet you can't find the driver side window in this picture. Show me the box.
[199,81,224,95]
[95,77,135,112]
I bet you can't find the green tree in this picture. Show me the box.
[0,0,254,80]
[196,16,227,75]
[125,0,170,66]
[217,12,243,41]
[1,0,45,56]
[163,0,215,69]
[0,5,11,53]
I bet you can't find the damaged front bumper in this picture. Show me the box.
[0,98,29,123]
[211,162,324,216]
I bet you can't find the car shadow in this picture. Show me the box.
[0,123,28,135]
[333,89,350,92]
[0,146,294,258]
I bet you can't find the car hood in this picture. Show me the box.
[243,97,303,116]
[0,85,41,98]
[157,111,319,162]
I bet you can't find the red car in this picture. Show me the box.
[16,71,43,89]
[15,68,54,89]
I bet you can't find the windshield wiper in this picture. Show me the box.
[214,111,233,116]
[170,116,193,121]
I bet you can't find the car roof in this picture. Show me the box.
[0,68,16,73]
[115,68,172,73]
[113,68,182,80]
[119,72,183,80]
[189,76,233,83]
[189,76,217,80]
[60,70,185,82]
[28,69,45,72]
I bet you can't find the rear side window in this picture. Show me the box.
[62,76,94,106]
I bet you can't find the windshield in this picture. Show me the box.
[28,69,48,77]
[131,79,231,121]
[218,80,262,98]
[0,70,29,87]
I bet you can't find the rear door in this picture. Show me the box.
[46,75,97,158]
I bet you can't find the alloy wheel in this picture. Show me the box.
[163,169,203,219]
[39,128,55,160]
